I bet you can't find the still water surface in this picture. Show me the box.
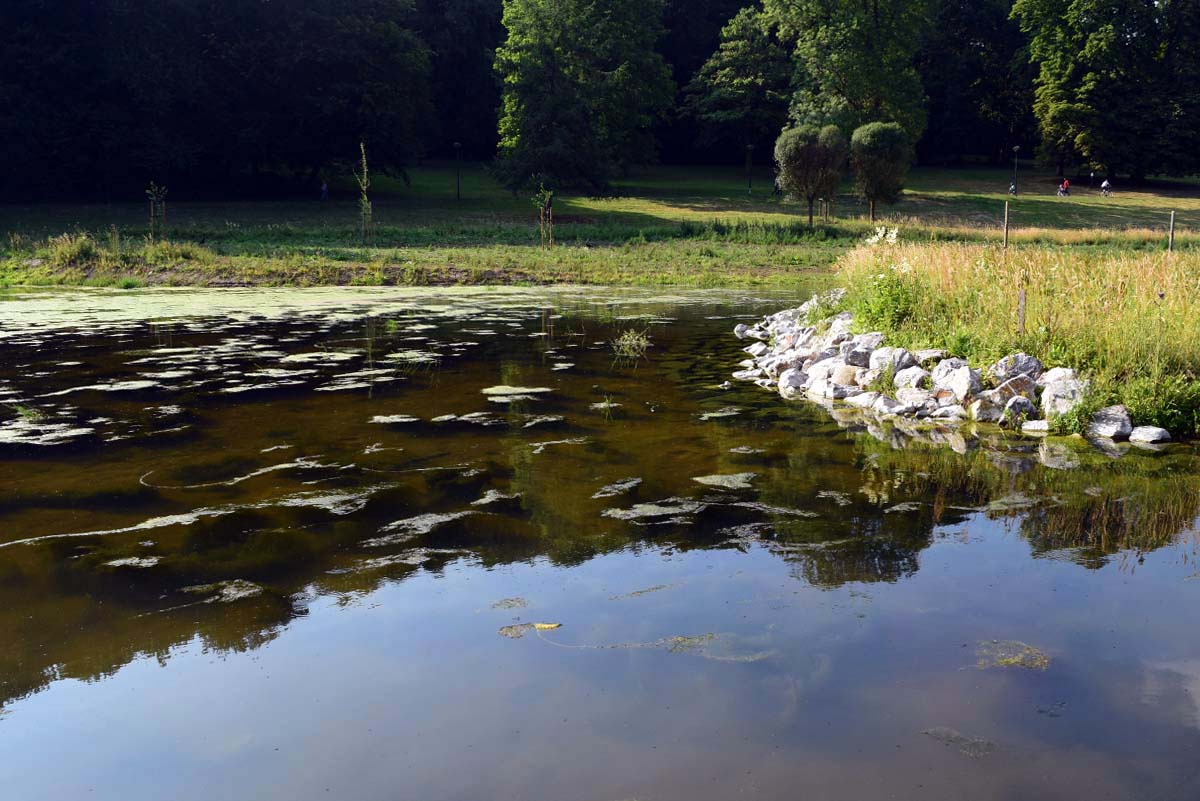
[1,286,1199,801]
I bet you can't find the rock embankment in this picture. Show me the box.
[732,291,1172,450]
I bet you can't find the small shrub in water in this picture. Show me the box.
[612,329,651,359]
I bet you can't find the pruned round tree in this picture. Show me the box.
[850,122,912,221]
[774,124,847,226]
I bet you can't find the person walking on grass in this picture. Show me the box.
[1062,177,1070,196]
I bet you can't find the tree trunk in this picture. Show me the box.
[807,198,814,227]
[869,199,876,222]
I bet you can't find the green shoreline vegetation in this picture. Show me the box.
[3,165,1199,290]
[833,241,1200,438]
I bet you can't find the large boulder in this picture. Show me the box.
[873,395,904,415]
[844,332,885,366]
[831,364,861,387]
[1036,366,1077,388]
[745,341,769,358]
[844,391,880,409]
[1041,377,1088,417]
[856,368,881,388]
[853,332,886,350]
[969,396,1003,423]
[869,347,917,372]
[822,313,854,348]
[1002,396,1038,427]
[808,378,852,400]
[994,373,1037,403]
[805,357,843,384]
[1129,426,1171,444]
[989,352,1045,384]
[894,366,930,389]
[930,404,968,420]
[1021,419,1050,435]
[1087,405,1132,440]
[777,368,808,399]
[895,387,933,408]
[943,365,982,403]
[914,348,949,365]
[930,357,969,387]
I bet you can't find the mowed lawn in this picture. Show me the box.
[4,163,1197,236]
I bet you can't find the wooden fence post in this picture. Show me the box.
[1169,210,1176,252]
[1003,201,1010,250]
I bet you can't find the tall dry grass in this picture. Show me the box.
[838,242,1200,434]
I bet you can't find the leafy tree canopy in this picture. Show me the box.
[493,0,675,192]
[916,0,1036,164]
[0,0,433,198]
[685,7,794,153]
[765,0,931,140]
[1012,0,1176,178]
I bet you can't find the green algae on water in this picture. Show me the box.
[976,640,1050,671]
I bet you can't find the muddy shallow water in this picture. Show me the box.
[1,286,1199,801]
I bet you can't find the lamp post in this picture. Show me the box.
[453,141,462,202]
[745,144,754,195]
[1012,145,1020,196]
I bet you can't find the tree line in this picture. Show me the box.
[3,0,1198,199]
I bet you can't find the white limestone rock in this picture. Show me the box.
[869,347,917,373]
[930,404,968,420]
[778,368,808,400]
[1087,404,1132,440]
[873,395,904,415]
[969,397,1003,423]
[1041,377,1089,417]
[893,366,930,389]
[1129,426,1171,444]
[1036,366,1077,388]
[994,373,1037,402]
[1002,395,1038,426]
[844,391,880,409]
[914,349,949,365]
[989,352,1045,383]
[944,365,982,403]
[745,341,769,357]
[895,387,933,407]
[1021,419,1050,435]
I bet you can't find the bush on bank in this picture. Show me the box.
[836,240,1200,437]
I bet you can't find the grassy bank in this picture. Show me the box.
[835,242,1200,437]
[1,225,849,289]
[2,164,1197,288]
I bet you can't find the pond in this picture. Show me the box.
[1,286,1199,801]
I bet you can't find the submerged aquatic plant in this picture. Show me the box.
[7,403,45,422]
